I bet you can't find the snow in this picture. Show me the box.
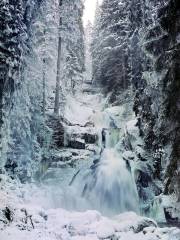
[125,119,138,134]
[1,105,180,239]
[1,204,180,240]
[64,95,94,125]
[1,176,179,240]
[1,81,179,240]
[122,151,135,160]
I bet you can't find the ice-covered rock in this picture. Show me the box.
[122,151,135,161]
[65,125,98,147]
[52,151,73,162]
[96,219,115,239]
[64,95,94,126]
[125,119,144,151]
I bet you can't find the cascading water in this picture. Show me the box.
[41,108,140,216]
[63,111,140,216]
[82,148,139,216]
[79,112,139,215]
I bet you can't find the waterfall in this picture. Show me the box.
[63,111,140,216]
[82,148,139,216]
[79,112,139,215]
[41,109,140,216]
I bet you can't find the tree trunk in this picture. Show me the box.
[54,9,62,115]
[43,59,46,118]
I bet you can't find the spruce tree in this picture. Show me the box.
[62,0,85,95]
[92,0,131,102]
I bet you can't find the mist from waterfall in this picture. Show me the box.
[46,110,140,216]
[82,148,140,216]
[80,111,139,215]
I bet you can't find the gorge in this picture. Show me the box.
[0,0,180,239]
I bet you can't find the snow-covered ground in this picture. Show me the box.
[1,208,180,240]
[0,176,180,240]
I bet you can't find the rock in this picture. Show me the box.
[72,152,79,156]
[168,229,180,240]
[143,226,156,234]
[68,138,86,149]
[132,218,157,233]
[122,151,135,161]
[86,144,100,154]
[51,162,67,168]
[46,115,65,148]
[52,151,73,162]
[135,170,152,188]
[164,207,179,223]
[84,121,95,127]
[2,207,14,223]
[83,133,97,144]
[135,146,147,161]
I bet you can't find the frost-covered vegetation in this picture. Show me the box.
[0,0,179,239]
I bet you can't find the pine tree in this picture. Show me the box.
[91,1,102,86]
[84,21,93,82]
[92,0,131,102]
[0,0,26,169]
[62,0,85,95]
[0,0,53,178]
[54,0,63,115]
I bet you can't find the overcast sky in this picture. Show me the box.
[83,0,102,26]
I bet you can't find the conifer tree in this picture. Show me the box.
[62,0,85,95]
[92,0,131,102]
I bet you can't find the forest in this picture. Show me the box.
[0,0,179,239]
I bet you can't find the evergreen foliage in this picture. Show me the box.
[92,0,131,102]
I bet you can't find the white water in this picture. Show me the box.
[48,110,140,216]
[81,148,139,216]
[79,111,139,215]
[38,96,140,216]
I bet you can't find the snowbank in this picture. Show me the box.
[1,205,180,240]
[0,176,180,240]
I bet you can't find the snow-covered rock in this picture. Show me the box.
[1,206,179,240]
[125,119,144,150]
[68,138,86,150]
[122,151,135,161]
